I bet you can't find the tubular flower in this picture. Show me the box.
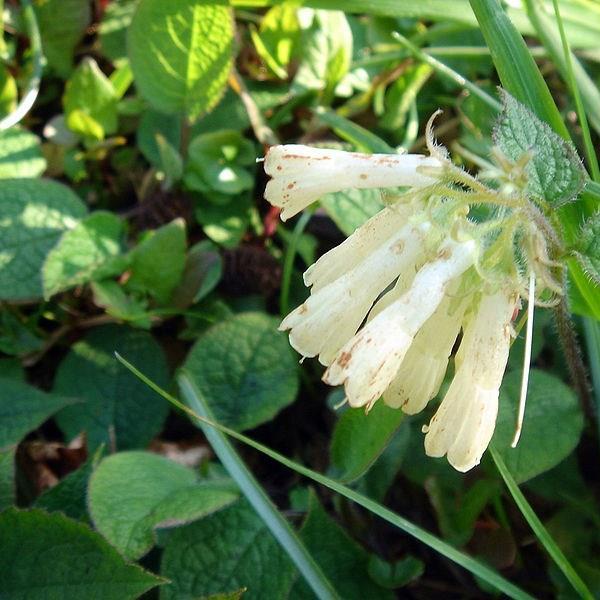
[263,126,568,471]
[264,145,442,221]
[423,289,518,471]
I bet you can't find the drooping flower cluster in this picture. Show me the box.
[263,125,565,472]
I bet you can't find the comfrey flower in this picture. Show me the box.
[263,120,568,472]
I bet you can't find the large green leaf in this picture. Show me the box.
[42,211,127,298]
[491,369,584,483]
[159,500,296,600]
[182,312,299,431]
[0,179,87,300]
[54,325,170,451]
[128,0,235,120]
[0,127,46,178]
[330,401,404,483]
[89,451,238,559]
[0,509,162,599]
[0,448,15,510]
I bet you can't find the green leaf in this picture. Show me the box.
[128,0,235,120]
[91,280,153,328]
[160,499,296,600]
[315,107,395,153]
[292,492,393,599]
[185,130,255,196]
[33,0,91,78]
[0,311,42,356]
[182,312,299,431]
[491,369,584,483]
[320,188,385,236]
[0,127,46,178]
[99,0,138,65]
[54,325,170,451]
[293,9,353,101]
[128,218,187,304]
[63,58,118,141]
[42,211,126,298]
[170,240,223,308]
[0,509,162,599]
[156,133,183,189]
[0,376,75,448]
[89,451,238,560]
[573,211,600,285]
[137,110,182,167]
[0,178,86,301]
[368,555,425,589]
[492,90,585,206]
[330,401,404,483]
[34,450,102,521]
[196,194,252,248]
[250,4,299,79]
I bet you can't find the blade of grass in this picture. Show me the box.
[524,0,600,146]
[177,373,340,600]
[391,31,501,112]
[491,448,593,600]
[114,352,534,600]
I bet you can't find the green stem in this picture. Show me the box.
[178,373,340,600]
[0,0,43,130]
[280,209,312,316]
[491,448,593,600]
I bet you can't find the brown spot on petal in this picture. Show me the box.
[437,248,452,260]
[359,173,368,180]
[336,351,352,368]
[276,165,283,171]
[287,182,296,189]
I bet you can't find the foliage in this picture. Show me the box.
[0,0,599,598]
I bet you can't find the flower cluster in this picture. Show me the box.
[263,126,564,472]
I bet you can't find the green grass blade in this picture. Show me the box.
[392,32,501,112]
[177,373,340,600]
[491,448,593,600]
[524,0,600,166]
[468,0,568,137]
[115,353,534,600]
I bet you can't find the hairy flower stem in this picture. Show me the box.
[553,294,593,422]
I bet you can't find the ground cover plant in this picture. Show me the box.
[1,0,600,597]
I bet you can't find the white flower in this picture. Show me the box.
[323,237,477,408]
[264,144,442,221]
[280,216,432,365]
[423,289,518,472]
[261,137,559,472]
[383,293,467,414]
